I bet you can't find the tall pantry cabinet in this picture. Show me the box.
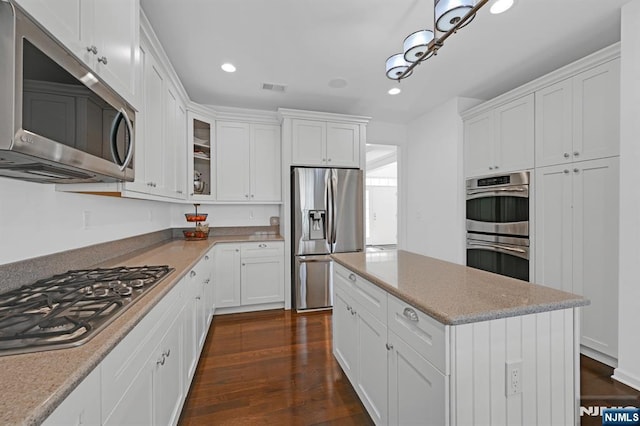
[463,46,621,366]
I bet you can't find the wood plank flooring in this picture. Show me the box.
[178,309,373,425]
[179,309,640,426]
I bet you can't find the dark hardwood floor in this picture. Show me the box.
[179,310,639,426]
[178,309,373,425]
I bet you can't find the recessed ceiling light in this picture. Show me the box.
[490,0,514,14]
[388,87,401,95]
[221,63,236,73]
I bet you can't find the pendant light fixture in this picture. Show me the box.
[385,0,494,81]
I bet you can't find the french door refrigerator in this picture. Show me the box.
[292,167,364,311]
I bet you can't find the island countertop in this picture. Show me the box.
[331,249,589,325]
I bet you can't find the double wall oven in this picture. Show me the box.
[466,171,530,281]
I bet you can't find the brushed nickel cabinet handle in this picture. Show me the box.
[190,270,196,278]
[403,307,419,322]
[385,343,394,351]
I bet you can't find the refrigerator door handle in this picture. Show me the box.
[330,169,338,246]
[325,170,333,249]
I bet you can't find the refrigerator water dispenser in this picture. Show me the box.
[309,210,326,240]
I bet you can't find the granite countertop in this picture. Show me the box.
[0,233,283,426]
[331,249,589,325]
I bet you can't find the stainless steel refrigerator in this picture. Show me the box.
[292,167,364,311]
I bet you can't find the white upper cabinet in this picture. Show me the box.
[536,59,620,167]
[216,121,251,201]
[14,0,139,106]
[215,121,281,202]
[464,94,534,177]
[291,119,360,167]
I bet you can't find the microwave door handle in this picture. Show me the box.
[466,187,528,200]
[110,108,134,171]
[467,241,529,260]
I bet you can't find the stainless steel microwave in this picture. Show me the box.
[0,1,135,184]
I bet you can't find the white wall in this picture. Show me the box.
[0,178,173,265]
[613,0,640,391]
[403,97,480,264]
[367,120,408,146]
[170,203,279,228]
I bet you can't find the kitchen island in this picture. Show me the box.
[331,249,588,426]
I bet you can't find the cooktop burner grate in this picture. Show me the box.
[0,265,174,356]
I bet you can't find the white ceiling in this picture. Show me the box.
[140,0,627,124]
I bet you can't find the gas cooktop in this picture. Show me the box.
[0,265,174,356]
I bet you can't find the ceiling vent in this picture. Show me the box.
[262,82,287,93]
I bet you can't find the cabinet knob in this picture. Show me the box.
[327,158,332,162]
[348,273,356,282]
[205,255,210,260]
[494,165,499,169]
[97,56,108,65]
[489,166,494,170]
[322,158,327,162]
[259,243,267,248]
[245,194,249,198]
[346,305,352,312]
[351,309,357,316]
[190,270,196,278]
[196,296,201,300]
[385,343,394,351]
[564,152,570,158]
[573,151,580,157]
[251,194,254,198]
[564,169,570,174]
[242,263,246,266]
[235,249,240,252]
[402,307,419,322]
[86,45,98,55]
[573,168,580,173]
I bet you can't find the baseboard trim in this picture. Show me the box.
[581,345,618,368]
[214,302,285,315]
[612,368,640,392]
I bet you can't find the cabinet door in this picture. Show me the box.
[326,122,360,167]
[535,164,573,293]
[494,94,534,173]
[163,86,179,197]
[464,112,494,177]
[182,287,197,383]
[388,331,446,426]
[333,286,358,382]
[142,49,165,192]
[572,157,619,359]
[216,121,250,201]
[174,102,187,198]
[535,79,574,167]
[152,316,184,426]
[92,0,138,103]
[214,245,241,308]
[14,0,93,64]
[103,366,153,426]
[573,59,620,162]
[291,119,326,166]
[355,306,388,425]
[240,256,284,305]
[251,124,281,201]
[43,367,101,426]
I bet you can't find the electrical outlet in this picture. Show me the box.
[506,360,523,396]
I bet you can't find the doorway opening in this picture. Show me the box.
[365,144,397,251]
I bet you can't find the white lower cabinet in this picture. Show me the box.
[214,241,285,311]
[387,331,446,426]
[45,248,216,426]
[42,367,101,426]
[333,263,579,426]
[535,157,620,363]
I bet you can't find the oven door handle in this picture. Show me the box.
[467,240,529,260]
[466,186,529,200]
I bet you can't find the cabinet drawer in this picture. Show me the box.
[387,294,447,374]
[334,263,387,321]
[240,241,284,258]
